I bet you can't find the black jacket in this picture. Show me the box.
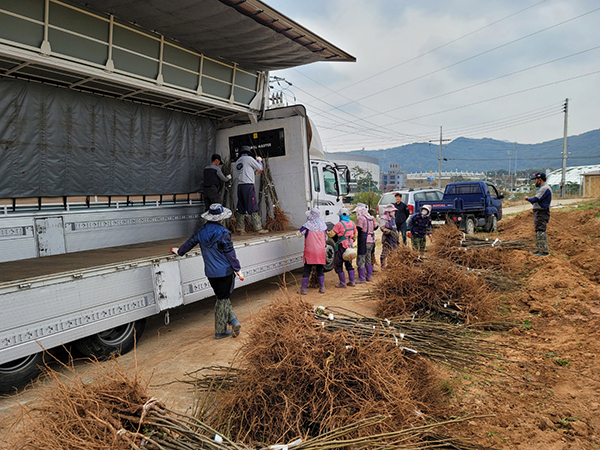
[394,201,410,227]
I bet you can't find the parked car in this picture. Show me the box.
[376,188,444,220]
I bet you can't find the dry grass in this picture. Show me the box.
[373,245,498,324]
[8,357,149,450]
[199,292,448,445]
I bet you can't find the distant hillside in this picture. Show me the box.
[340,129,600,173]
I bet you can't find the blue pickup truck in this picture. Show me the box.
[414,181,504,234]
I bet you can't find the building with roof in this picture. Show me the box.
[546,165,600,196]
[581,170,600,197]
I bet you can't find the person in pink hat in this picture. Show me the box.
[297,207,328,294]
[353,203,378,282]
[379,203,399,268]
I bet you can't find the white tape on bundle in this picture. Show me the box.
[270,439,302,450]
[214,434,223,444]
[492,238,500,247]
[400,333,405,339]
[328,313,335,321]
[394,336,399,346]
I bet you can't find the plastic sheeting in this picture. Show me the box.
[0,79,216,198]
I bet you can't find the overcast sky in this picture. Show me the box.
[265,0,600,153]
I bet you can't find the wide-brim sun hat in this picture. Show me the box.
[202,203,232,221]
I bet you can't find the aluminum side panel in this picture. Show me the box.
[0,216,37,262]
[0,266,156,364]
[178,234,303,305]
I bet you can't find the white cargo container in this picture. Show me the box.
[0,0,354,390]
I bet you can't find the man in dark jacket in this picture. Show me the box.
[203,154,231,211]
[394,193,411,245]
[526,172,552,256]
[171,203,242,339]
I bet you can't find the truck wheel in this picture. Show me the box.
[74,319,146,359]
[324,239,336,272]
[0,353,44,393]
[483,215,498,232]
[465,218,475,235]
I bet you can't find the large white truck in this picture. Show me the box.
[0,0,354,390]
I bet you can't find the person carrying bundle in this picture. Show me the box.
[297,208,328,295]
[328,208,357,288]
[354,203,378,282]
[233,146,268,235]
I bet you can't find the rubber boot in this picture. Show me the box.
[534,231,549,257]
[335,272,346,288]
[318,276,325,293]
[347,269,356,287]
[235,212,246,235]
[300,277,309,295]
[366,265,373,282]
[532,231,544,256]
[230,318,242,338]
[356,267,366,283]
[252,212,268,234]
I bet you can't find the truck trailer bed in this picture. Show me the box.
[0,231,295,285]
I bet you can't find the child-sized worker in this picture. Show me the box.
[379,203,399,268]
[171,203,242,340]
[328,208,357,288]
[297,208,328,295]
[354,203,378,282]
[407,205,433,253]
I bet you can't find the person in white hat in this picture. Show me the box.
[296,207,328,295]
[171,203,243,340]
[353,203,378,282]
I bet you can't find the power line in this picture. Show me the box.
[334,6,600,109]
[321,0,550,96]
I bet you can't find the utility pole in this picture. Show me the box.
[561,98,568,197]
[513,142,518,193]
[430,126,450,189]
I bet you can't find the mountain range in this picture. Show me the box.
[340,128,600,173]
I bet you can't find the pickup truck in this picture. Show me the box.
[414,181,504,234]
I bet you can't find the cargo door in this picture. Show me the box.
[35,217,66,257]
[153,261,184,311]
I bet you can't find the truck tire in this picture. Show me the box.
[324,238,336,272]
[465,218,475,235]
[483,215,498,233]
[74,319,146,359]
[0,352,44,393]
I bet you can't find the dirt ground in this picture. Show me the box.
[1,199,599,449]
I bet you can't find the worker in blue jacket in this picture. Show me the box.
[526,172,552,256]
[171,203,243,339]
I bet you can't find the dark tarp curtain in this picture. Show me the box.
[0,78,216,198]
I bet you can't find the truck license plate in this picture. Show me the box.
[432,220,445,226]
